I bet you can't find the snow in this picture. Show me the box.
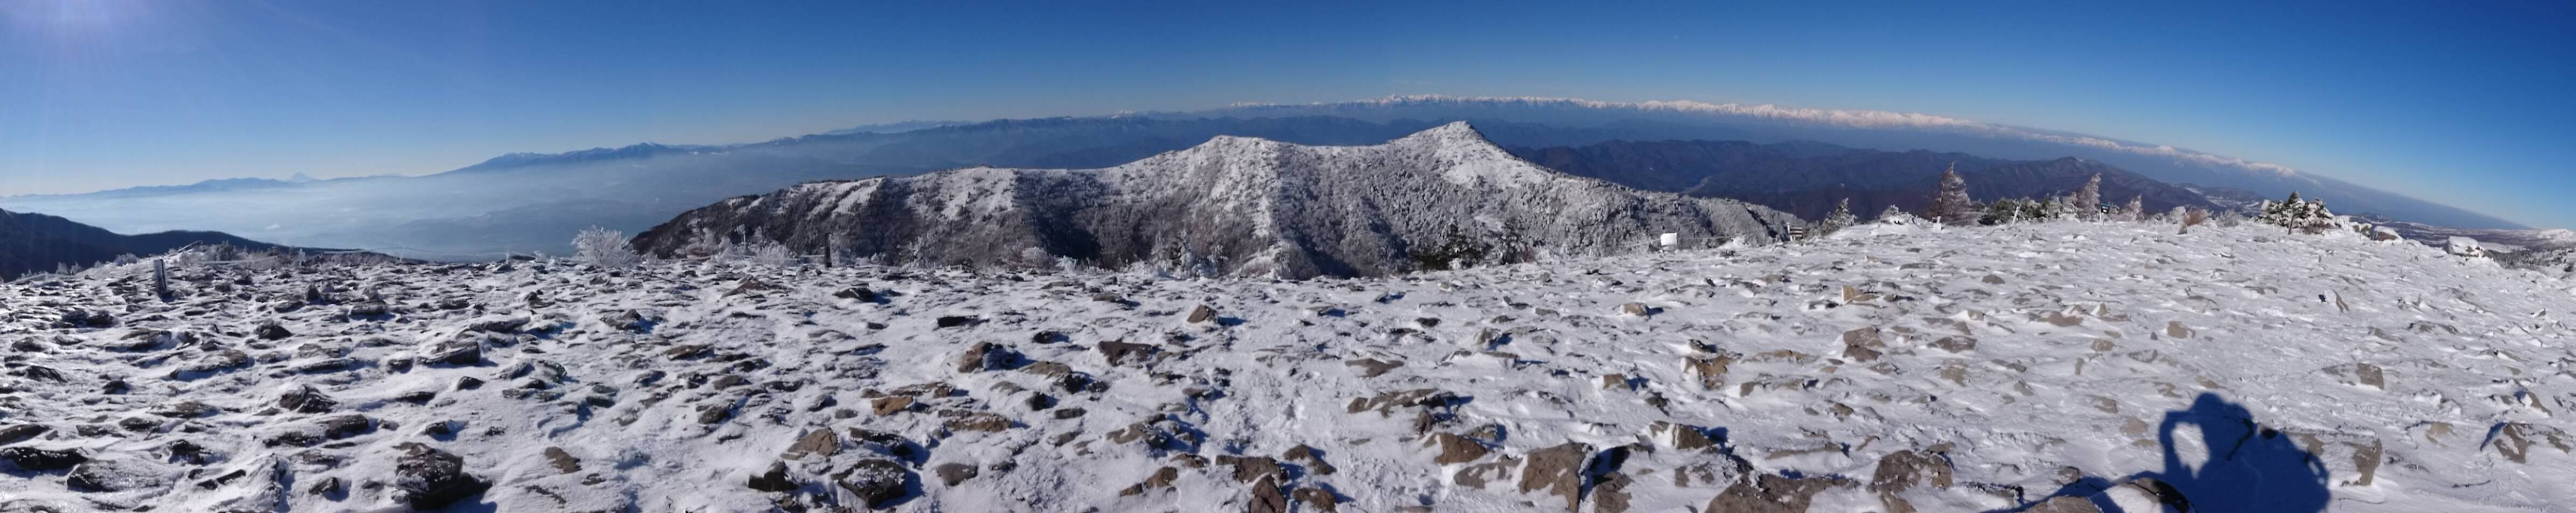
[2,221,2571,512]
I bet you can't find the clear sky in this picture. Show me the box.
[4,1,2572,226]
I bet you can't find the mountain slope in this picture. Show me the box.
[633,122,1800,278]
[1513,140,2220,220]
[0,209,300,280]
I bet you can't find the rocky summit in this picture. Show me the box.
[0,218,2570,512]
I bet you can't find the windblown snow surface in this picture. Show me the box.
[3,220,2572,512]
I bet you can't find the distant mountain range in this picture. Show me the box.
[0,209,302,280]
[0,96,2533,259]
[633,122,1798,278]
[1511,140,2219,221]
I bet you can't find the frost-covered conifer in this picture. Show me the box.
[2073,174,2102,220]
[1819,198,1857,235]
[1930,162,1976,224]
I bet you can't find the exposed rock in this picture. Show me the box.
[423,335,485,366]
[1591,472,1634,513]
[871,396,915,416]
[1620,302,1651,316]
[0,446,87,471]
[747,461,796,493]
[542,447,582,474]
[934,462,978,487]
[1248,475,1290,513]
[1098,339,1159,367]
[1843,327,1886,362]
[1121,466,1181,496]
[1517,442,1593,511]
[1867,449,1955,513]
[2355,363,2385,390]
[1293,486,1340,512]
[2166,321,2193,339]
[0,424,48,447]
[391,442,491,509]
[1685,354,1735,390]
[2494,422,2573,464]
[784,429,841,460]
[65,454,176,493]
[956,342,1007,372]
[278,385,338,414]
[1429,432,1492,465]
[1216,455,1285,483]
[1347,358,1405,378]
[255,322,294,341]
[1706,474,1851,513]
[1188,304,1219,324]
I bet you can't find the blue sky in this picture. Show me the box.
[4,1,2572,226]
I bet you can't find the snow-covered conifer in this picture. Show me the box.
[1819,198,1857,235]
[1930,162,1976,224]
[2073,174,2102,220]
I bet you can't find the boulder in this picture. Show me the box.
[390,442,491,509]
[1517,442,1593,511]
[278,385,338,414]
[832,459,911,508]
[1706,474,1850,513]
[0,446,87,471]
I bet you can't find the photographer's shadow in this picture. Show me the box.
[2020,393,2331,512]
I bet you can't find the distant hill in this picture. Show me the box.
[0,209,302,280]
[1513,140,2220,220]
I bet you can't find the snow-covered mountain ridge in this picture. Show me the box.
[633,122,1800,279]
[1,220,2568,511]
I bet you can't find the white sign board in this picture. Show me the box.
[1658,233,1679,247]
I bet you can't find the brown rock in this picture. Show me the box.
[871,396,915,416]
[1592,472,1634,513]
[2348,439,2383,486]
[1249,475,1290,513]
[1430,432,1491,465]
[2166,321,2193,339]
[1348,358,1405,378]
[783,429,840,460]
[542,447,581,474]
[1706,474,1850,513]
[1867,449,1955,513]
[1686,354,1735,390]
[1517,442,1592,511]
[1293,486,1339,512]
[1188,304,1219,323]
[2355,363,2385,390]
[1218,455,1286,483]
[2494,422,2574,464]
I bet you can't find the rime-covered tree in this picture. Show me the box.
[2120,195,2145,222]
[1819,198,1857,235]
[1930,162,1976,224]
[2073,174,2103,220]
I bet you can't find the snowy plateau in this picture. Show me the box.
[1,219,2573,513]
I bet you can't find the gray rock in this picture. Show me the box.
[391,442,491,509]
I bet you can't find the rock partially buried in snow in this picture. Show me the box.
[1187,304,1219,324]
[390,442,491,509]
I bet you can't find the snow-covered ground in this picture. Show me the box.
[2,220,2571,512]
